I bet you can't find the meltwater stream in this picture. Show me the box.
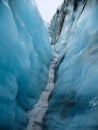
[25,47,58,130]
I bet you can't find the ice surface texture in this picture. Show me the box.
[43,0,98,130]
[0,0,53,129]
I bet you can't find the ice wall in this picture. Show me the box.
[0,0,53,129]
[43,0,98,130]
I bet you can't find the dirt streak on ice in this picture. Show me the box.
[25,46,58,130]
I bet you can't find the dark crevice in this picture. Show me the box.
[74,0,78,11]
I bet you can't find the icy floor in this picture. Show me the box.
[25,46,58,130]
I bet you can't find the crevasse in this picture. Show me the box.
[0,0,98,130]
[25,47,58,130]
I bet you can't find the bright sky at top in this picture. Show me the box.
[35,0,64,23]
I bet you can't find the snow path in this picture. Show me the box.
[25,47,58,130]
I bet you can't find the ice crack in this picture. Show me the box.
[25,46,58,130]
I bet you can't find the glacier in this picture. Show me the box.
[0,0,98,130]
[0,0,53,130]
[43,0,98,130]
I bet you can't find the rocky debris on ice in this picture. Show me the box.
[25,46,58,130]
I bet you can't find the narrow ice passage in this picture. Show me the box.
[25,47,58,130]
